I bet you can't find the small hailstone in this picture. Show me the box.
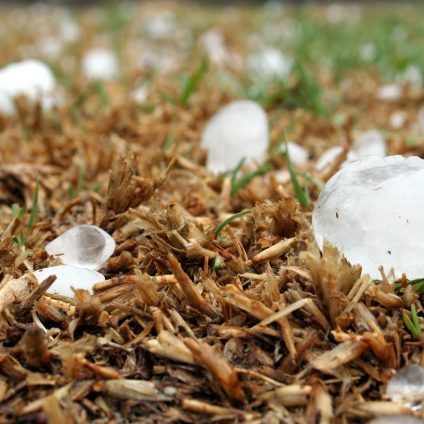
[360,43,376,62]
[82,48,119,80]
[312,155,424,279]
[350,130,386,160]
[279,142,309,166]
[200,100,268,174]
[247,48,292,80]
[145,11,176,40]
[131,85,148,104]
[390,111,407,129]
[0,60,58,115]
[315,146,344,172]
[325,4,361,24]
[401,65,423,87]
[263,0,284,16]
[315,130,385,172]
[137,48,180,74]
[36,37,63,59]
[34,265,104,298]
[59,15,80,43]
[386,365,424,407]
[368,417,424,424]
[200,29,231,67]
[377,84,402,101]
[46,224,115,270]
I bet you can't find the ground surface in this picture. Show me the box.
[1,2,424,423]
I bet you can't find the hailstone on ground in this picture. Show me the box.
[0,60,58,115]
[82,48,119,80]
[312,155,424,279]
[46,224,116,270]
[201,100,269,173]
[34,265,105,298]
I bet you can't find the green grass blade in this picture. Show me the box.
[11,204,25,219]
[93,80,109,106]
[180,59,208,106]
[402,307,421,340]
[27,178,39,229]
[213,255,222,271]
[231,163,272,196]
[395,278,424,293]
[229,157,245,182]
[163,130,175,151]
[215,209,251,236]
[284,138,310,207]
[411,304,421,334]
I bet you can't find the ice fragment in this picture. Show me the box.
[46,224,115,270]
[201,100,268,173]
[312,155,424,279]
[34,265,105,298]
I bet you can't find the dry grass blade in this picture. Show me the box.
[259,384,313,407]
[251,298,313,328]
[221,284,296,358]
[142,331,195,364]
[246,237,296,266]
[185,338,245,403]
[310,340,368,375]
[0,276,30,312]
[103,379,172,401]
[15,275,56,319]
[167,253,219,318]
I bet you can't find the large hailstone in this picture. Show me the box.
[46,224,116,270]
[82,48,119,80]
[201,100,269,173]
[0,60,58,115]
[34,265,105,298]
[312,156,424,279]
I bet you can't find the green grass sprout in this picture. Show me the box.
[27,178,39,230]
[284,137,311,207]
[403,304,421,340]
[93,80,109,105]
[215,209,251,236]
[180,59,208,106]
[68,166,85,199]
[228,157,272,196]
[11,204,25,219]
[395,278,424,293]
[12,231,26,248]
[213,255,222,271]
[163,130,175,151]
